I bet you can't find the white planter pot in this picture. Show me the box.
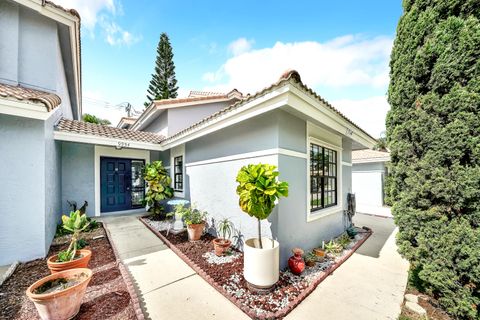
[244,237,279,288]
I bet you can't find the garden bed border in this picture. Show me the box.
[139,215,372,319]
[103,222,145,320]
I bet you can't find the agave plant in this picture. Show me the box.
[236,163,288,249]
[58,210,90,262]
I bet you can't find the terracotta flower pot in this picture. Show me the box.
[47,249,92,274]
[213,238,232,256]
[26,268,92,320]
[305,260,316,267]
[313,248,326,260]
[187,222,205,241]
[288,248,305,275]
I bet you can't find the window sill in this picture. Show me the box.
[306,205,342,222]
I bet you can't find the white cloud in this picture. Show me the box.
[202,35,392,94]
[53,0,139,46]
[228,38,254,56]
[332,95,390,138]
[100,17,141,46]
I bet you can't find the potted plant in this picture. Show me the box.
[47,210,92,274]
[143,161,174,217]
[313,241,326,260]
[304,252,317,267]
[175,204,207,241]
[325,239,343,257]
[213,218,234,256]
[26,268,92,320]
[236,163,288,289]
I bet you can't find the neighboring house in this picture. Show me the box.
[116,117,137,130]
[352,149,390,209]
[0,1,377,267]
[0,0,81,265]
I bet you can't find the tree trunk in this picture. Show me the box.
[258,218,263,249]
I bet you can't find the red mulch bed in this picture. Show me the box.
[140,216,372,319]
[0,226,140,320]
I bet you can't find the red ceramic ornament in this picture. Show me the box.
[288,248,305,275]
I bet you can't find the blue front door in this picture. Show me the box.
[101,157,132,212]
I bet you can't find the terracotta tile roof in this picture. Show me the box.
[153,89,243,108]
[44,0,81,19]
[56,118,164,144]
[0,82,62,111]
[162,70,377,144]
[119,117,137,124]
[352,149,390,162]
[188,90,225,98]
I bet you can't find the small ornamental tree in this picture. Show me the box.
[236,164,288,249]
[143,161,173,215]
[387,0,480,318]
[57,210,90,262]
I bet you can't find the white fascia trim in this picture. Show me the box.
[0,98,54,120]
[17,0,78,24]
[94,146,150,216]
[186,148,307,168]
[54,131,163,151]
[162,87,290,149]
[130,102,159,131]
[288,84,377,149]
[352,157,390,164]
[306,135,344,223]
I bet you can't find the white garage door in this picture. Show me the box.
[352,171,383,207]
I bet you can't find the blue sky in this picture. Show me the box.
[57,0,402,137]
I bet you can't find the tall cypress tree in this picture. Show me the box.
[387,1,480,318]
[144,33,178,106]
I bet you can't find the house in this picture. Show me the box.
[0,0,81,266]
[116,117,137,130]
[352,149,390,214]
[0,1,377,267]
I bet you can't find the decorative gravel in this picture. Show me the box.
[144,218,173,232]
[142,216,371,319]
[202,251,241,265]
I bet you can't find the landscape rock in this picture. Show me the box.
[405,301,426,316]
[405,293,419,304]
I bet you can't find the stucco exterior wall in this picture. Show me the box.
[44,111,63,253]
[0,114,47,265]
[61,142,96,216]
[143,111,168,136]
[352,161,386,207]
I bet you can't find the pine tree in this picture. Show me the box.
[144,33,178,106]
[387,1,480,318]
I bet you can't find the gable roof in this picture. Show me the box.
[188,90,225,98]
[56,118,164,144]
[162,70,377,145]
[352,149,390,163]
[0,82,62,111]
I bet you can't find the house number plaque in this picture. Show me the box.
[117,141,130,148]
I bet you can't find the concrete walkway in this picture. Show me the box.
[100,213,408,320]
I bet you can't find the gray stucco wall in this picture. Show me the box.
[186,110,280,163]
[61,142,95,217]
[352,162,385,172]
[0,114,47,264]
[143,111,168,134]
[44,111,63,253]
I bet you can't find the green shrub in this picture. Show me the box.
[236,163,288,248]
[387,1,480,318]
[143,161,173,215]
[174,204,206,225]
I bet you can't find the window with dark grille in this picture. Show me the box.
[174,156,183,191]
[310,143,337,211]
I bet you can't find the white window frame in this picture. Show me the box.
[170,144,185,198]
[306,136,343,222]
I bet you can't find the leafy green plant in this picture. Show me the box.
[56,210,90,262]
[174,204,206,225]
[217,218,234,240]
[325,240,343,255]
[337,234,351,249]
[304,252,317,263]
[143,161,173,215]
[236,163,288,249]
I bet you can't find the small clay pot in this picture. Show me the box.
[26,268,92,320]
[187,222,205,241]
[313,248,326,260]
[47,249,92,274]
[305,260,316,267]
[213,238,232,256]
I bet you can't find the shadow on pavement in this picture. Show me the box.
[353,213,396,258]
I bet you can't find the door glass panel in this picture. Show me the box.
[131,160,145,207]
